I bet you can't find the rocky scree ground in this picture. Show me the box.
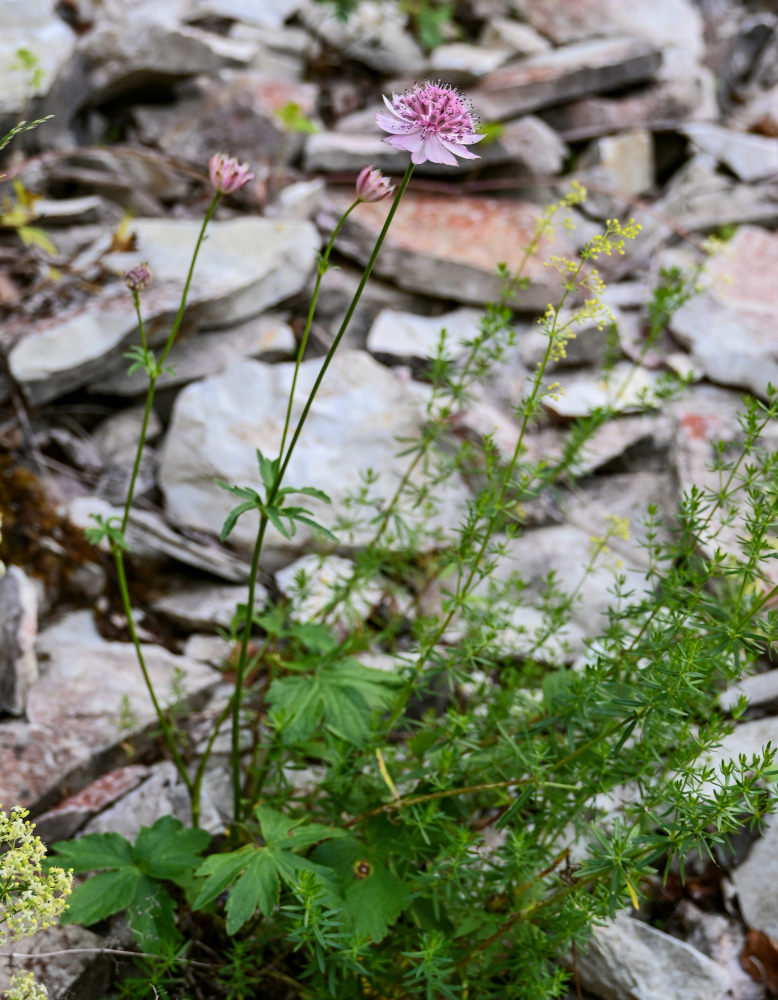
[3,0,778,996]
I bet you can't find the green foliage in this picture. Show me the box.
[193,806,344,934]
[217,448,337,542]
[315,0,460,49]
[274,102,318,134]
[51,817,209,954]
[61,167,778,1000]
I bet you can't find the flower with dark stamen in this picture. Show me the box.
[355,165,394,203]
[125,262,152,292]
[209,153,254,195]
[376,81,484,166]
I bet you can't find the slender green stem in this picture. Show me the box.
[114,550,194,799]
[121,380,155,534]
[231,518,268,826]
[228,164,415,828]
[276,162,415,487]
[158,194,220,369]
[278,200,360,460]
[110,191,221,825]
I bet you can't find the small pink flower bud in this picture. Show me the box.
[209,153,254,195]
[355,165,394,203]
[125,262,152,292]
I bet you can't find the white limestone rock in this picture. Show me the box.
[9,217,317,404]
[158,351,471,564]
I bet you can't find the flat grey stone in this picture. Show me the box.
[91,404,163,459]
[367,307,483,362]
[426,42,511,81]
[83,760,224,838]
[0,924,109,1000]
[471,37,662,121]
[683,123,778,182]
[299,0,424,75]
[67,496,251,582]
[0,0,77,117]
[670,227,778,399]
[575,910,730,1000]
[542,67,716,141]
[479,18,551,56]
[0,567,40,716]
[133,70,319,169]
[190,0,303,27]
[542,363,663,419]
[90,314,296,396]
[9,217,317,404]
[152,579,265,632]
[80,18,255,104]
[0,611,218,811]
[732,817,778,938]
[721,670,778,715]
[513,0,704,58]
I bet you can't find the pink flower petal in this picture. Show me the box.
[416,133,459,166]
[384,133,425,154]
[376,113,414,135]
[440,139,481,160]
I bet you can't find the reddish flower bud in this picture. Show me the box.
[209,153,254,195]
[355,165,394,203]
[125,262,152,292]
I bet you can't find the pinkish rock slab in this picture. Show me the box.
[0,611,218,812]
[35,765,151,842]
[670,227,778,399]
[321,192,579,309]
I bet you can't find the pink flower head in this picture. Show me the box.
[376,81,484,166]
[125,262,152,292]
[355,165,395,203]
[208,153,254,194]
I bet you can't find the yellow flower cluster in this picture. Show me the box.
[0,805,73,947]
[533,180,588,241]
[5,970,48,999]
[583,218,643,260]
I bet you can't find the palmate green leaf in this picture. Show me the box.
[220,500,260,541]
[126,875,181,954]
[264,503,292,539]
[193,810,343,933]
[225,850,279,933]
[276,485,332,504]
[267,656,401,744]
[192,846,255,910]
[256,448,280,495]
[51,831,133,871]
[132,815,210,883]
[312,836,408,942]
[255,805,346,852]
[61,867,141,926]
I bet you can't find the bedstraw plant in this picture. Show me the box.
[26,83,778,998]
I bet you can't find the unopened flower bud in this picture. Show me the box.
[209,153,254,195]
[125,262,151,292]
[355,165,394,203]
